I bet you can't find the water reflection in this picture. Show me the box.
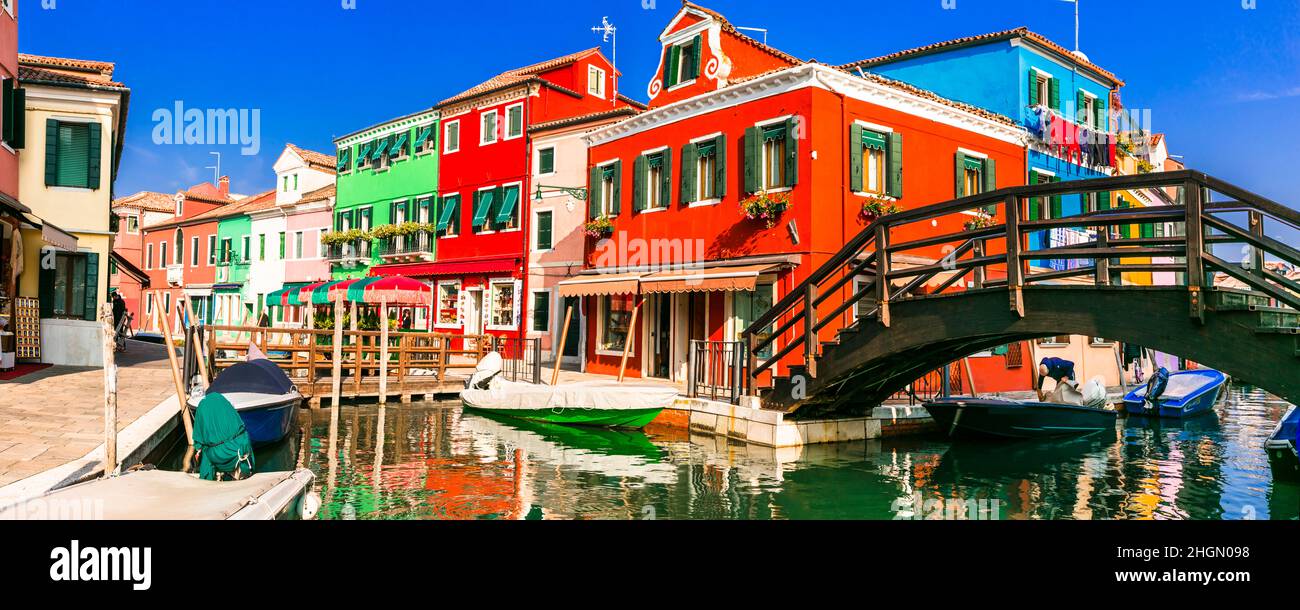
[248,386,1297,520]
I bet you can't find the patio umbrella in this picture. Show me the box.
[345,277,383,303]
[309,279,350,305]
[364,276,432,306]
[296,281,330,306]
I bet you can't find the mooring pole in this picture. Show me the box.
[552,305,573,385]
[379,298,389,405]
[154,292,194,446]
[331,297,344,408]
[617,301,642,383]
[99,303,118,476]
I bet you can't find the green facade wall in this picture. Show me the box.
[214,213,253,324]
[333,111,440,280]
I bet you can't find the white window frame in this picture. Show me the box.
[689,132,724,207]
[294,231,304,260]
[596,159,619,217]
[480,110,499,146]
[1080,91,1098,129]
[755,116,793,193]
[588,65,607,98]
[504,103,524,141]
[643,147,668,212]
[530,289,552,334]
[207,235,217,266]
[665,39,699,92]
[434,280,463,329]
[443,120,460,154]
[145,243,154,270]
[485,278,518,331]
[1032,68,1052,108]
[190,235,200,267]
[125,214,140,234]
[439,192,461,239]
[536,145,557,177]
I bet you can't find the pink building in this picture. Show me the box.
[282,183,335,285]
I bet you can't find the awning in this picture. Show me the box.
[296,281,330,306]
[435,197,456,232]
[110,251,150,287]
[345,276,383,302]
[41,222,79,252]
[495,187,519,224]
[185,287,213,298]
[265,283,308,307]
[640,264,781,294]
[370,138,390,160]
[471,191,493,228]
[369,257,517,279]
[557,273,643,297]
[310,280,350,305]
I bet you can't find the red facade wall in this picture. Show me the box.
[0,4,17,202]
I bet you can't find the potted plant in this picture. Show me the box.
[584,215,614,238]
[321,228,369,246]
[860,195,900,222]
[739,190,791,229]
[964,208,997,231]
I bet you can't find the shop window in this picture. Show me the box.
[488,281,516,328]
[599,294,634,352]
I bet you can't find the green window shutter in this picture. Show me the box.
[954,152,966,198]
[39,257,54,317]
[887,132,904,199]
[537,211,553,250]
[666,45,681,88]
[690,35,703,80]
[435,197,455,232]
[83,252,99,322]
[982,157,996,193]
[848,124,864,193]
[44,119,58,186]
[609,161,622,216]
[1098,190,1111,211]
[680,143,697,204]
[1095,97,1107,131]
[661,46,674,88]
[539,148,554,174]
[1,78,12,143]
[87,122,102,190]
[11,87,25,149]
[1141,220,1155,239]
[1049,77,1061,110]
[632,154,647,211]
[1027,70,1039,107]
[495,186,519,225]
[660,147,673,207]
[1076,90,1087,122]
[713,134,727,198]
[743,126,760,194]
[1050,176,1063,220]
[588,166,602,218]
[1027,171,1040,220]
[783,118,798,187]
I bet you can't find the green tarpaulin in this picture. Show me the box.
[192,393,255,481]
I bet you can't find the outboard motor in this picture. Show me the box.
[1144,367,1171,411]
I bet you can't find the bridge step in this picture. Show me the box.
[1212,289,1272,311]
[1257,310,1300,329]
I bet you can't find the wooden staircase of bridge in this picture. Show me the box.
[743,170,1300,418]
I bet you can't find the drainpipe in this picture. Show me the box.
[519,90,533,347]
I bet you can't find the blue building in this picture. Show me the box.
[840,28,1124,251]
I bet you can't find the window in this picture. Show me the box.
[598,294,634,352]
[282,176,290,192]
[337,147,352,174]
[588,65,607,98]
[1027,170,1062,221]
[472,185,520,233]
[294,231,304,259]
[444,120,460,153]
[531,291,551,333]
[1080,93,1096,129]
[437,194,460,238]
[173,229,184,265]
[416,124,437,155]
[109,258,118,276]
[588,161,622,219]
[220,237,233,264]
[1,76,25,149]
[125,215,140,234]
[538,147,555,175]
[637,150,668,211]
[436,281,461,326]
[241,236,251,261]
[160,242,168,269]
[46,120,100,189]
[733,282,775,359]
[696,141,718,201]
[145,243,153,270]
[850,125,899,197]
[661,35,702,89]
[535,210,553,250]
[145,293,153,316]
[488,280,516,329]
[1028,69,1057,110]
[43,251,89,319]
[505,103,523,140]
[1038,336,1071,346]
[744,119,797,193]
[954,152,996,198]
[207,235,217,266]
[293,174,299,191]
[278,232,286,260]
[258,234,266,261]
[190,236,200,267]
[681,134,726,205]
[480,110,498,145]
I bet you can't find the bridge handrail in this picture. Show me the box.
[742,169,1300,396]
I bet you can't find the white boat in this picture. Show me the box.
[460,353,678,428]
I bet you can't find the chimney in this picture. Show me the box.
[218,176,230,197]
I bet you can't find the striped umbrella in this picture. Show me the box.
[364,276,432,306]
[309,280,351,305]
[345,277,384,302]
[296,281,330,306]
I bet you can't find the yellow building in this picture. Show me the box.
[16,54,128,366]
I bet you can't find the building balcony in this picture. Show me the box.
[327,241,372,266]
[378,232,435,263]
[166,264,185,287]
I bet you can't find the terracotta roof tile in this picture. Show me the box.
[18,53,126,89]
[529,107,643,133]
[838,27,1124,87]
[834,64,1017,126]
[681,2,802,67]
[112,191,175,213]
[298,184,336,204]
[436,48,603,108]
[286,143,338,173]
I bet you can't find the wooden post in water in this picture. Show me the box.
[379,298,389,405]
[99,303,118,476]
[154,292,193,445]
[551,305,573,385]
[617,301,642,382]
[331,298,344,408]
[183,297,210,388]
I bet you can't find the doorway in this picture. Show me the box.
[649,293,673,379]
[559,295,583,366]
[464,289,484,342]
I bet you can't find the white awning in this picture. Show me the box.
[40,221,78,252]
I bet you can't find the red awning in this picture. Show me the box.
[370,257,518,279]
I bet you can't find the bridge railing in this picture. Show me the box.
[742,169,1300,395]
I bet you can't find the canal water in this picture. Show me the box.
[171,387,1298,520]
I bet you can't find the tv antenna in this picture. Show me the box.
[205,152,221,186]
[735,26,768,45]
[592,17,617,105]
[1061,0,1080,52]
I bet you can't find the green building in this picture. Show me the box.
[332,109,440,280]
[212,191,274,326]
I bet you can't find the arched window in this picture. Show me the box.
[174,228,184,265]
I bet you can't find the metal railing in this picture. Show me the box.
[890,363,966,405]
[688,340,747,405]
[489,336,542,384]
[379,232,435,258]
[326,240,371,263]
[741,169,1300,395]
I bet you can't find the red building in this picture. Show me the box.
[373,48,643,345]
[138,178,236,331]
[561,3,1028,384]
[110,191,175,325]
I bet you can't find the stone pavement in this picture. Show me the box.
[0,340,177,487]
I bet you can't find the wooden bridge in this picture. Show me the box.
[743,170,1300,417]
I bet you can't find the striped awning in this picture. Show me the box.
[557,273,643,297]
[640,264,780,294]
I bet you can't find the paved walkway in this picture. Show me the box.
[0,340,176,487]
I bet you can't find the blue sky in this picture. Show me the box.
[18,0,1300,210]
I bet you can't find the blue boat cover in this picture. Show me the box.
[209,359,295,396]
